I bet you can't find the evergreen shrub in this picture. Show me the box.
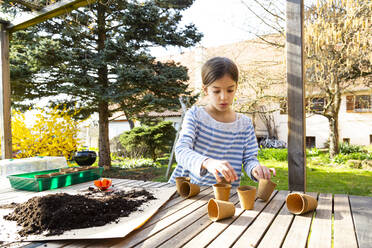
[119,121,176,161]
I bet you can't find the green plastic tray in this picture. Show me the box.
[7,167,103,192]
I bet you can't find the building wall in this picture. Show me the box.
[275,93,372,148]
[78,125,99,149]
[109,121,132,140]
[339,93,372,146]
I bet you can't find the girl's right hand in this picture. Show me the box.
[202,158,238,183]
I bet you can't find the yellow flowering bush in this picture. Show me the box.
[10,106,83,160]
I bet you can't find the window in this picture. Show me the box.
[309,97,325,112]
[355,95,371,111]
[343,138,350,144]
[306,136,316,148]
[346,95,372,112]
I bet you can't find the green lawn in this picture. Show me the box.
[241,160,372,196]
[105,157,372,197]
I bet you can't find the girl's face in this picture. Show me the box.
[203,74,237,112]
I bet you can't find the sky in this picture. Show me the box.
[151,0,263,57]
[181,0,255,47]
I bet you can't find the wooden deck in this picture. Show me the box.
[0,178,371,248]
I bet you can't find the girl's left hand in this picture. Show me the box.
[252,165,276,180]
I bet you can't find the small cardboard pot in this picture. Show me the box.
[208,198,235,221]
[213,183,232,201]
[179,181,200,198]
[175,177,190,195]
[257,179,277,201]
[286,193,318,215]
[237,185,256,210]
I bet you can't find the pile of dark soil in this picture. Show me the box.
[3,189,155,237]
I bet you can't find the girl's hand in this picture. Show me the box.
[252,165,276,180]
[202,158,238,183]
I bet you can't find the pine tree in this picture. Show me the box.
[2,0,202,167]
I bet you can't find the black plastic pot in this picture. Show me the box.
[73,150,97,166]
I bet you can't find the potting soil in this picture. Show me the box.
[2,188,156,237]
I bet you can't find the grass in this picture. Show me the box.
[102,153,372,196]
[240,160,372,196]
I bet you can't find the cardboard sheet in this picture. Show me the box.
[0,186,176,241]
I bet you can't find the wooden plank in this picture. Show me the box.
[6,0,97,33]
[141,186,211,224]
[207,191,279,248]
[157,209,212,248]
[80,187,216,247]
[135,194,240,248]
[257,191,294,248]
[333,194,358,248]
[0,180,97,204]
[46,183,179,248]
[0,180,171,248]
[0,241,42,247]
[180,193,241,248]
[349,195,372,248]
[157,191,247,248]
[0,23,12,159]
[0,178,128,205]
[282,192,317,248]
[144,181,166,187]
[286,0,306,191]
[232,191,287,248]
[157,182,172,188]
[308,193,332,248]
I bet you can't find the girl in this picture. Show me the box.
[169,57,275,187]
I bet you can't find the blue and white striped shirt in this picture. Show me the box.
[169,106,260,187]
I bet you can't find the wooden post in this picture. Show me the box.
[0,22,12,159]
[6,0,96,33]
[286,0,306,191]
[0,0,98,161]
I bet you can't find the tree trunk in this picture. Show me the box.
[328,90,341,158]
[123,109,135,129]
[328,116,339,158]
[98,101,111,168]
[251,112,256,129]
[97,4,111,168]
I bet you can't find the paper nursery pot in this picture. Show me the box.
[213,183,232,201]
[237,185,256,210]
[208,198,235,221]
[179,181,200,198]
[175,176,191,195]
[286,193,318,215]
[257,179,277,201]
